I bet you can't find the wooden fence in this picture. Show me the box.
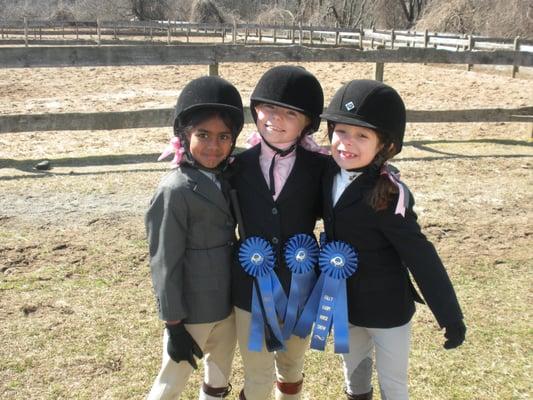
[1,20,532,53]
[1,107,532,134]
[0,20,531,134]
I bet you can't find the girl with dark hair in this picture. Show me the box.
[146,76,244,400]
[320,79,466,400]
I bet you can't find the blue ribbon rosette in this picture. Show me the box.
[293,241,358,353]
[281,234,319,340]
[239,236,287,352]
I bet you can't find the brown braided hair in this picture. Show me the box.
[367,130,400,211]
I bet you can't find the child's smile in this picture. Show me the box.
[187,116,233,169]
[255,103,309,147]
[331,123,382,170]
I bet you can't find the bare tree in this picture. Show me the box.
[131,0,169,20]
[397,0,427,27]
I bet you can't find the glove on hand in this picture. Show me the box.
[166,322,203,369]
[443,320,466,349]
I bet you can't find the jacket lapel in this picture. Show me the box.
[323,158,337,216]
[276,146,313,204]
[332,166,374,211]
[237,145,273,204]
[183,166,232,217]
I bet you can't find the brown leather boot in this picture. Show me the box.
[239,389,246,400]
[201,382,232,398]
[275,379,304,400]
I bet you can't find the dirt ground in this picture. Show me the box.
[0,61,532,399]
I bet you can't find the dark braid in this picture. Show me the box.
[368,132,399,211]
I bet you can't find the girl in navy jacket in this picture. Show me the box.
[320,80,466,400]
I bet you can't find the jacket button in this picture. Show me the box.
[272,207,278,215]
[272,237,279,244]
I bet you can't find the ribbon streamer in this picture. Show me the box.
[158,136,186,168]
[239,236,287,352]
[282,234,319,340]
[380,162,410,217]
[293,241,358,353]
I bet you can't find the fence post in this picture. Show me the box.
[374,61,384,82]
[310,25,313,45]
[390,29,395,49]
[292,24,295,44]
[186,26,190,43]
[75,25,78,40]
[512,36,520,78]
[24,17,28,47]
[97,18,101,46]
[423,29,429,48]
[359,27,363,49]
[244,27,248,44]
[208,63,219,76]
[274,24,277,44]
[467,35,474,71]
[222,27,225,43]
[150,25,153,42]
[299,21,303,44]
[232,20,236,44]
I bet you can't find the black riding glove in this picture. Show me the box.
[166,322,203,369]
[443,320,466,349]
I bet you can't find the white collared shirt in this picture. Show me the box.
[332,169,362,206]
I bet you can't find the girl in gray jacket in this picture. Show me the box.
[146,76,244,400]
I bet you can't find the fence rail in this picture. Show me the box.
[1,21,531,135]
[1,45,531,69]
[1,20,532,52]
[1,107,532,134]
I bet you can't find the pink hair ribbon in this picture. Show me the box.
[246,131,330,155]
[380,163,409,217]
[158,137,186,168]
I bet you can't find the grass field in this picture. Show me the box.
[1,61,532,399]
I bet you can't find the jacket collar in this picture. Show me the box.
[181,165,231,217]
[237,144,314,204]
[325,159,378,211]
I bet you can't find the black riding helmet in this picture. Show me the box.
[174,75,244,137]
[250,65,324,135]
[173,76,244,171]
[321,79,406,154]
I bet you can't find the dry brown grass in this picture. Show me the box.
[1,61,532,399]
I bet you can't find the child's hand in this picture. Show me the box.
[443,320,466,349]
[165,322,204,368]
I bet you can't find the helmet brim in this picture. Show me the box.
[251,98,321,134]
[176,103,244,136]
[320,111,378,131]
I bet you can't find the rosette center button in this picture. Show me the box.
[271,207,278,215]
[330,256,345,268]
[251,253,264,264]
[296,250,306,262]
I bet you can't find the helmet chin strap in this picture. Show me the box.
[260,133,299,196]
